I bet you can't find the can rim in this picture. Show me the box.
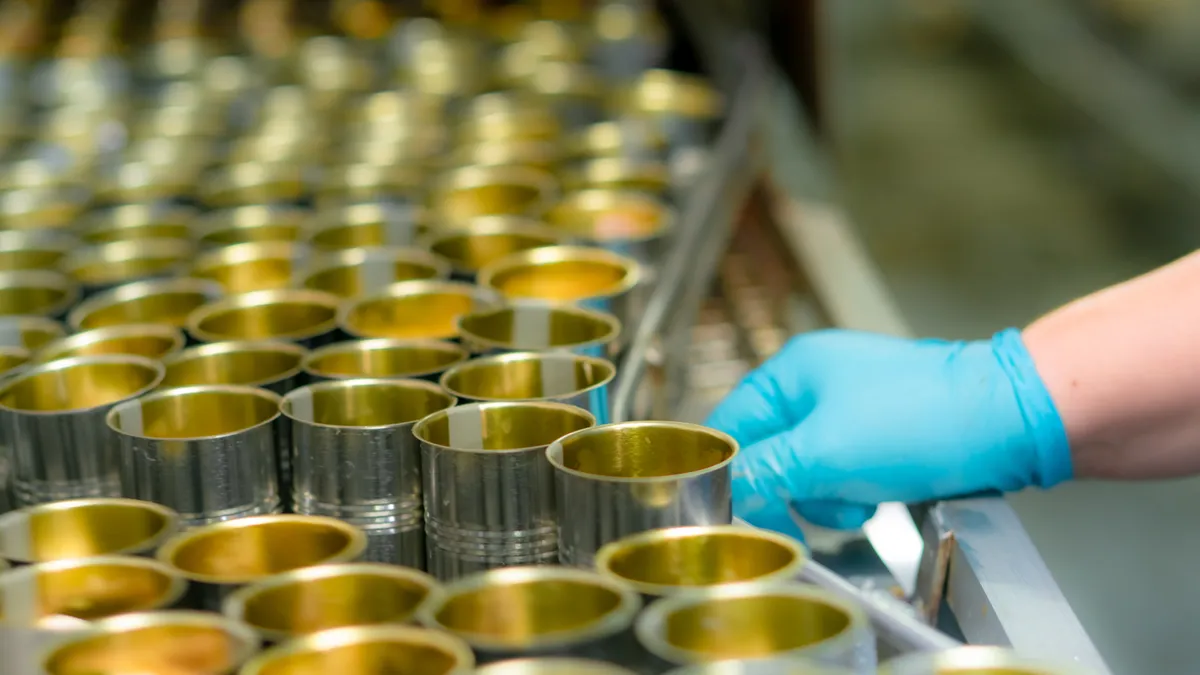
[302,338,468,381]
[280,377,456,431]
[412,400,597,454]
[106,384,283,442]
[0,353,165,416]
[438,350,616,403]
[160,339,307,389]
[239,624,474,675]
[546,421,739,484]
[0,497,181,564]
[66,277,225,331]
[455,301,621,353]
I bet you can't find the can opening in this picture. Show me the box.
[430,231,558,274]
[305,260,441,298]
[1,560,180,622]
[435,578,622,644]
[600,530,800,590]
[252,636,462,675]
[487,260,629,301]
[659,594,853,660]
[194,255,298,294]
[193,301,336,342]
[1,501,173,562]
[44,623,243,675]
[306,342,465,379]
[76,288,217,330]
[0,284,71,316]
[442,354,612,400]
[416,403,593,451]
[0,360,160,412]
[345,292,482,340]
[286,381,453,428]
[162,346,303,388]
[39,328,182,363]
[165,519,360,581]
[115,389,279,439]
[556,425,734,479]
[239,571,433,637]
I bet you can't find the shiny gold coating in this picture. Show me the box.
[300,247,451,298]
[0,498,179,563]
[547,189,673,242]
[412,401,595,454]
[595,526,807,596]
[425,216,564,276]
[431,165,557,224]
[445,138,560,170]
[0,230,79,271]
[62,239,195,289]
[76,204,197,245]
[0,185,89,230]
[303,339,467,381]
[457,303,620,353]
[191,241,311,294]
[42,611,259,675]
[416,566,640,652]
[440,351,614,402]
[0,270,80,318]
[0,354,164,414]
[200,162,309,208]
[282,378,455,429]
[340,280,501,340]
[222,563,438,642]
[550,421,737,480]
[226,133,326,165]
[878,647,1091,675]
[161,340,306,390]
[318,163,423,204]
[239,625,474,675]
[563,157,669,194]
[186,289,340,344]
[195,206,309,248]
[0,316,65,351]
[156,515,367,586]
[34,324,185,364]
[623,70,723,120]
[308,203,423,251]
[478,245,640,303]
[567,120,666,159]
[476,659,637,675]
[634,584,866,665]
[0,556,187,624]
[67,278,224,331]
[108,385,281,441]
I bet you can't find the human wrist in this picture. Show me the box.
[992,328,1073,487]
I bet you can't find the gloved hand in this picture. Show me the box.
[704,328,1073,538]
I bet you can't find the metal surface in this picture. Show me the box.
[439,351,615,424]
[456,301,622,358]
[0,498,179,564]
[547,421,736,569]
[301,339,468,383]
[239,624,474,675]
[413,401,595,580]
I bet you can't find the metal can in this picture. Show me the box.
[33,324,186,364]
[67,278,224,332]
[456,302,621,358]
[239,624,474,675]
[340,280,501,341]
[186,289,341,347]
[159,340,306,393]
[0,498,179,564]
[425,216,565,281]
[303,339,468,383]
[61,239,195,297]
[0,270,81,320]
[300,247,451,299]
[191,241,312,295]
[439,351,615,424]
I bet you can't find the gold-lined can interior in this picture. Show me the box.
[282,378,455,428]
[432,165,557,225]
[160,340,306,389]
[300,247,449,298]
[0,498,178,563]
[239,625,474,675]
[340,281,499,340]
[195,205,309,248]
[547,189,672,242]
[0,556,186,624]
[0,355,163,414]
[478,246,637,302]
[413,401,595,452]
[77,204,196,244]
[550,422,736,479]
[426,216,563,275]
[308,203,422,251]
[0,316,67,350]
[68,278,225,331]
[457,304,619,352]
[109,385,281,440]
[187,290,340,343]
[440,352,614,401]
[303,339,468,381]
[0,230,79,271]
[34,324,185,364]
[0,270,80,318]
[475,659,639,675]
[62,239,195,288]
[191,242,310,294]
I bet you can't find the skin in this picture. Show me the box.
[1024,249,1200,480]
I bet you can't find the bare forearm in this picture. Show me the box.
[1023,250,1200,479]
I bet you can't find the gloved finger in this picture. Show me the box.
[793,499,876,531]
[732,487,807,542]
[704,339,820,447]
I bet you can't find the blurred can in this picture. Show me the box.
[195,205,309,248]
[0,316,67,350]
[546,189,674,271]
[0,184,90,231]
[416,566,641,664]
[67,277,224,331]
[0,230,79,271]
[308,202,424,251]
[93,159,206,205]
[186,289,340,347]
[299,247,450,299]
[412,401,595,579]
[444,139,560,172]
[878,647,1096,675]
[0,355,164,505]
[456,302,621,358]
[41,610,260,675]
[282,378,455,568]
[239,624,474,675]
[76,204,197,244]
[222,562,438,644]
[191,241,312,294]
[666,659,857,675]
[566,119,666,161]
[589,3,667,82]
[621,70,722,149]
[318,163,424,207]
[594,526,807,598]
[522,62,605,130]
[634,584,875,673]
[562,157,669,195]
[303,339,468,383]
[156,514,366,610]
[440,351,614,424]
[61,239,195,297]
[547,421,736,568]
[0,346,29,379]
[0,556,187,675]
[476,659,638,675]
[199,161,310,208]
[340,280,501,341]
[456,105,561,146]
[108,385,283,526]
[425,216,565,281]
[160,340,306,393]
[477,245,644,334]
[0,270,81,319]
[430,165,557,225]
[33,324,186,364]
[0,498,179,564]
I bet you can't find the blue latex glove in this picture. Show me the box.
[704,328,1073,538]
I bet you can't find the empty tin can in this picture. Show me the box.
[0,230,80,271]
[340,280,501,341]
[456,302,621,358]
[156,514,367,610]
[195,205,309,248]
[303,339,468,383]
[417,566,641,664]
[186,289,341,347]
[566,119,666,161]
[440,351,615,424]
[634,584,875,674]
[308,202,424,251]
[222,562,438,643]
[76,204,197,245]
[0,270,81,319]
[430,165,558,225]
[300,246,451,299]
[199,161,310,208]
[33,324,186,364]
[547,421,736,568]
[476,659,638,675]
[0,316,67,351]
[191,241,312,294]
[159,340,305,393]
[546,189,674,270]
[562,157,669,196]
[66,277,224,331]
[412,401,595,579]
[0,498,179,564]
[594,525,807,598]
[108,385,283,525]
[41,610,260,675]
[425,216,565,280]
[61,239,195,297]
[0,355,164,505]
[239,624,474,675]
